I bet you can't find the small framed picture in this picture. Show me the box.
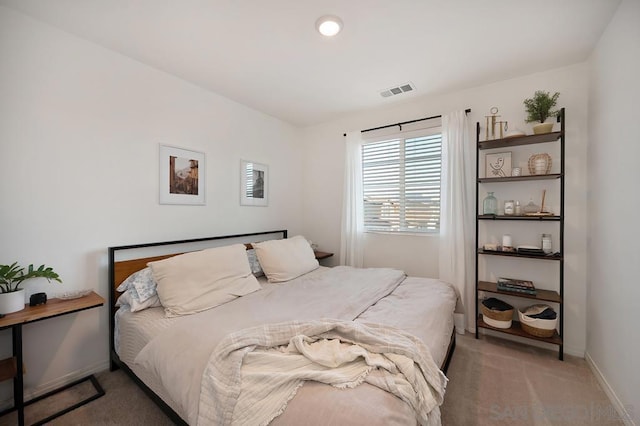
[485,152,512,178]
[159,145,205,205]
[240,160,268,206]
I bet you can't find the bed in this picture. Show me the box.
[108,230,457,425]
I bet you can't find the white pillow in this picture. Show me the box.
[148,244,261,317]
[253,235,319,283]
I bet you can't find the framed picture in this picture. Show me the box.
[159,145,205,205]
[240,160,268,206]
[485,152,512,178]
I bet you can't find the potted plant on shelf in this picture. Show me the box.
[523,90,560,134]
[0,263,61,315]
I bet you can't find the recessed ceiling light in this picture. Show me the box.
[316,15,343,37]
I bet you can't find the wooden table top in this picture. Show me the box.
[314,251,334,260]
[0,291,104,329]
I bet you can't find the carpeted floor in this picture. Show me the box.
[0,333,624,425]
[440,333,624,425]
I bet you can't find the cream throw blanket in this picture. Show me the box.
[198,320,447,426]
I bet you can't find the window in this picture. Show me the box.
[362,131,442,233]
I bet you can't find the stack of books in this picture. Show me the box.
[496,277,537,295]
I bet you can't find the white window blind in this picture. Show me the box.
[362,132,442,233]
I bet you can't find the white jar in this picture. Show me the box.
[502,234,513,249]
[504,200,515,215]
[542,234,552,254]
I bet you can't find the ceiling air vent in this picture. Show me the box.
[380,82,416,98]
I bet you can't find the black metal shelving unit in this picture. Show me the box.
[474,108,565,360]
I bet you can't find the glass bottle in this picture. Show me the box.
[524,198,540,214]
[483,192,498,215]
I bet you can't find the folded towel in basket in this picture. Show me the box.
[482,297,513,312]
[522,304,557,320]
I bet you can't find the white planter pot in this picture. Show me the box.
[532,122,554,134]
[0,288,26,315]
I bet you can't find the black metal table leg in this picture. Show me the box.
[1,324,104,426]
[13,324,24,426]
[27,374,105,426]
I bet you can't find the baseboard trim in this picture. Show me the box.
[564,345,585,358]
[0,360,109,411]
[477,328,585,358]
[585,352,636,426]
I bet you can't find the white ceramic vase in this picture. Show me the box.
[0,288,26,315]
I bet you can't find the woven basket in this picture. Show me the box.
[520,321,556,338]
[528,153,552,175]
[481,303,514,321]
[518,307,557,338]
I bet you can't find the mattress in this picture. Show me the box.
[115,267,456,423]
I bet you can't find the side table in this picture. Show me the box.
[0,291,105,426]
[313,251,334,260]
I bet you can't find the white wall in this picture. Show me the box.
[302,64,589,356]
[0,6,304,403]
[587,0,640,423]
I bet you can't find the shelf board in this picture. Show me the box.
[478,173,562,183]
[477,316,562,345]
[478,214,561,221]
[478,131,562,150]
[478,281,561,303]
[478,249,562,260]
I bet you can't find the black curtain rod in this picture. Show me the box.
[343,108,471,137]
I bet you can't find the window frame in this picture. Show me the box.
[361,126,442,235]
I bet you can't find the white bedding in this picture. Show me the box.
[115,266,456,424]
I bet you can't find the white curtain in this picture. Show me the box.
[340,131,365,267]
[439,111,475,331]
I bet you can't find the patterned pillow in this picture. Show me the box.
[246,249,264,277]
[117,267,157,302]
[116,288,162,312]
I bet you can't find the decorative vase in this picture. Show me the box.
[483,192,498,215]
[524,198,540,214]
[532,122,554,134]
[528,153,552,175]
[0,288,26,315]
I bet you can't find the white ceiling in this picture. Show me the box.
[0,0,621,126]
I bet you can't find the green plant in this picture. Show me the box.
[523,90,560,123]
[0,262,61,293]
